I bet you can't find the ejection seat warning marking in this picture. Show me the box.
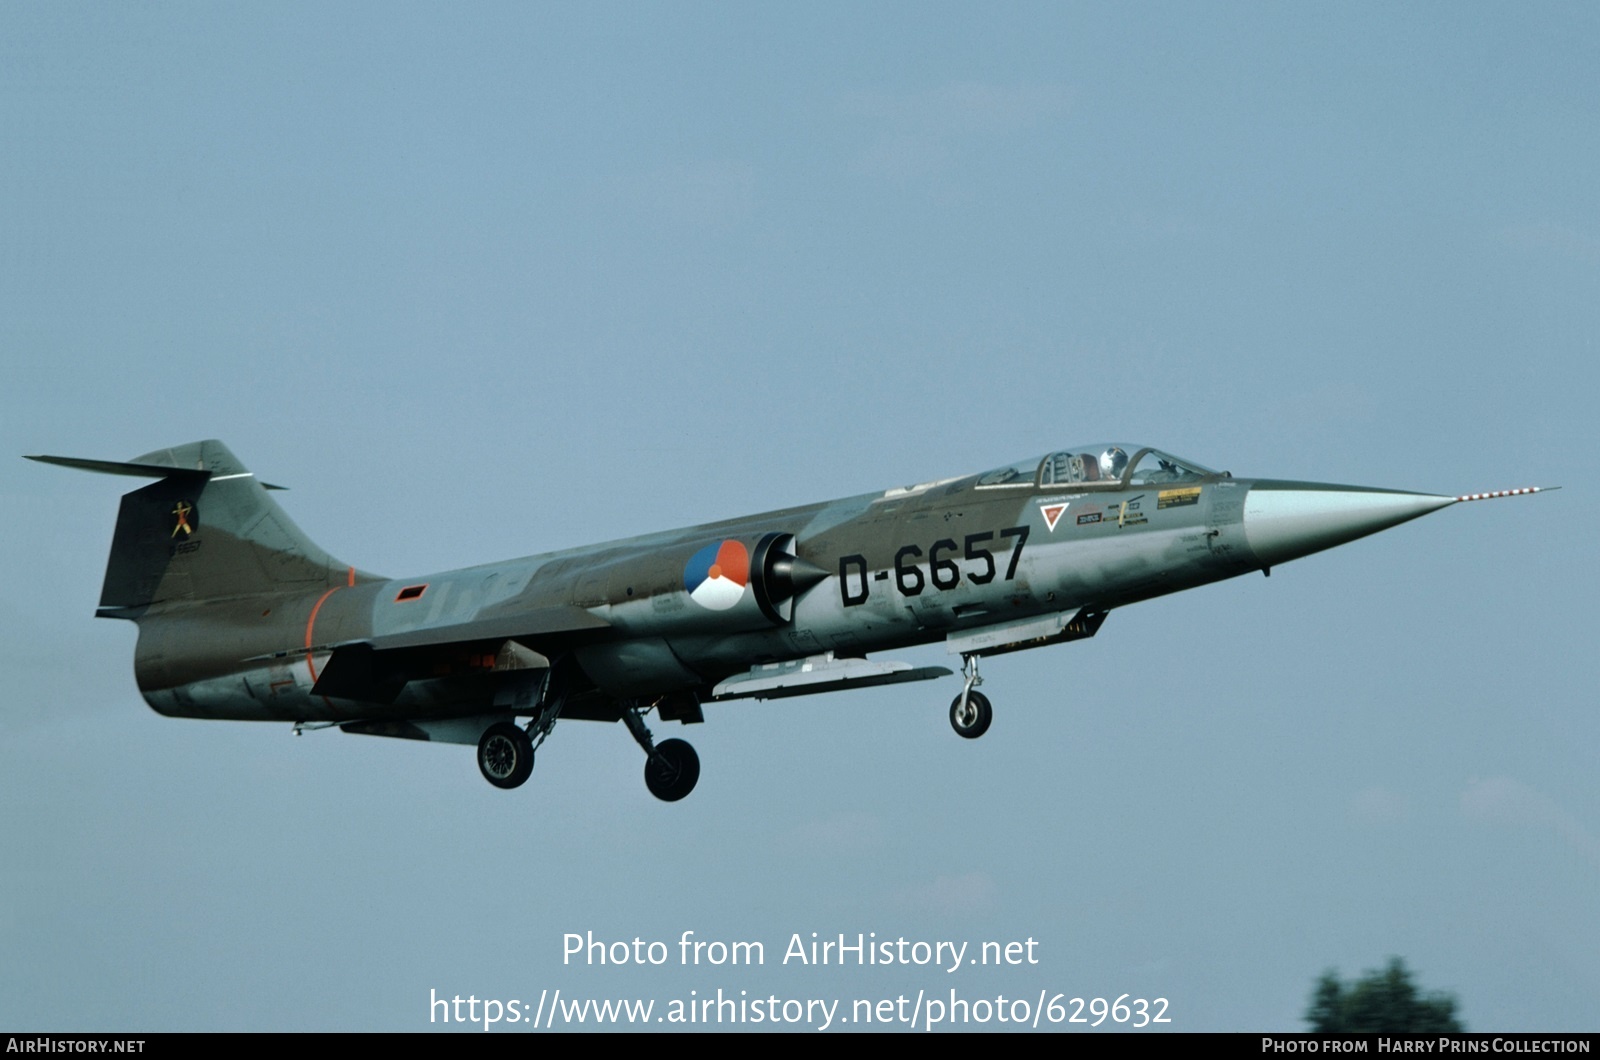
[1157,487,1201,509]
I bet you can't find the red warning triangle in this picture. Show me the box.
[1040,503,1068,531]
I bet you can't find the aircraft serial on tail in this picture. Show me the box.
[28,441,1552,801]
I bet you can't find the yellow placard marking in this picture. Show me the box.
[1158,487,1202,510]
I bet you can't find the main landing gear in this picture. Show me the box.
[472,662,701,801]
[476,664,567,790]
[477,722,534,789]
[949,654,992,739]
[624,702,700,802]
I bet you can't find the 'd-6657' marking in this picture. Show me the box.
[838,526,1029,607]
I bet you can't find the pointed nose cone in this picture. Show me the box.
[1243,483,1457,568]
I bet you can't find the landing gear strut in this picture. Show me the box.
[623,701,700,802]
[949,654,992,739]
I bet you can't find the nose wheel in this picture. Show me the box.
[949,690,992,739]
[949,654,992,739]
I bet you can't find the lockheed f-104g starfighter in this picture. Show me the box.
[28,440,1550,801]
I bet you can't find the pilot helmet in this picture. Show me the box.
[1099,447,1128,481]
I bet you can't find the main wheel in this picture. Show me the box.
[644,738,700,802]
[477,721,535,789]
[949,690,992,739]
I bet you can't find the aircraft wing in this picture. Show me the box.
[349,607,610,652]
[290,606,611,703]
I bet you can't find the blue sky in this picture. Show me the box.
[3,3,1595,1032]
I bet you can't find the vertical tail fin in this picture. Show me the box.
[27,440,364,616]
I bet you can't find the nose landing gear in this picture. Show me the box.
[949,654,992,739]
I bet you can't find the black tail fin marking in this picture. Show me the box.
[27,439,364,617]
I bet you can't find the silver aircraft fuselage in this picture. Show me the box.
[32,440,1549,799]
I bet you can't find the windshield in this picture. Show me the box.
[1125,448,1214,486]
[974,445,1217,491]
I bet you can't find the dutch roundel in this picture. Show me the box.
[684,540,750,611]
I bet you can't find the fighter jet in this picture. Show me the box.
[28,440,1551,801]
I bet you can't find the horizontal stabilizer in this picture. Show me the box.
[25,453,286,489]
[712,652,951,701]
[25,454,211,479]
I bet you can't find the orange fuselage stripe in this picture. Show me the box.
[304,587,342,684]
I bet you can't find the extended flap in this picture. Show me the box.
[306,607,603,704]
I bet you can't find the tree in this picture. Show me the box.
[1305,957,1464,1032]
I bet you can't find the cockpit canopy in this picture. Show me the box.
[975,445,1218,491]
